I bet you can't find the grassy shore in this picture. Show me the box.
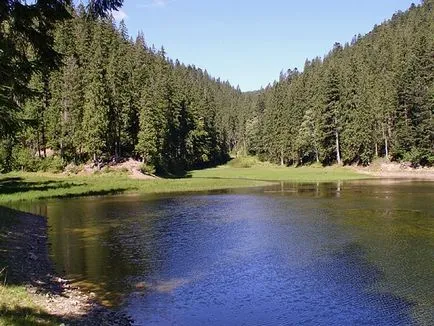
[0,284,61,325]
[189,164,365,182]
[0,162,366,203]
[0,172,270,203]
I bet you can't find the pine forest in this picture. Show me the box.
[1,1,433,174]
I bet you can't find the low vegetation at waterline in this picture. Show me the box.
[0,284,61,325]
[191,160,365,182]
[0,163,365,203]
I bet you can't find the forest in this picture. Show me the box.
[0,0,433,174]
[239,1,434,167]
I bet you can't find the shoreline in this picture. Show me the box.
[1,165,434,204]
[1,166,433,323]
[0,166,364,203]
[0,167,357,323]
[0,206,132,325]
[358,171,434,180]
[353,165,434,181]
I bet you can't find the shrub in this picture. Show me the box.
[140,163,156,175]
[0,140,13,173]
[101,166,114,173]
[39,156,65,172]
[65,164,83,174]
[11,147,40,172]
[308,162,323,168]
[227,156,260,168]
[402,148,420,167]
[119,167,129,173]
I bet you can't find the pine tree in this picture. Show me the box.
[320,64,342,165]
[82,23,111,164]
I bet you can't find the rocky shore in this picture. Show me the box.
[354,161,434,180]
[0,206,132,325]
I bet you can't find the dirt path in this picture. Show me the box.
[0,206,132,325]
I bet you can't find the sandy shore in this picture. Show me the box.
[0,206,132,325]
[353,162,434,181]
[357,170,434,180]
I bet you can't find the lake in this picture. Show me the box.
[14,179,434,325]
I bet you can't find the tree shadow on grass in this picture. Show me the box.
[156,170,192,179]
[156,158,233,179]
[0,305,60,326]
[49,188,130,200]
[0,176,130,201]
[0,304,132,325]
[0,177,85,195]
[0,176,22,184]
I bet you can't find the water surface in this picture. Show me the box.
[15,180,434,325]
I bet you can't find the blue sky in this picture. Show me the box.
[112,0,416,91]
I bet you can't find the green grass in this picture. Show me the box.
[0,162,367,203]
[0,172,269,203]
[189,164,366,182]
[0,285,60,326]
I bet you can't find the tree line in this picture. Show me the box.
[1,1,432,173]
[0,4,242,174]
[237,0,433,167]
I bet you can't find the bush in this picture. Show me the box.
[38,156,65,172]
[64,164,83,174]
[227,156,260,168]
[140,163,156,175]
[0,140,13,173]
[401,148,434,168]
[119,167,129,173]
[11,147,40,172]
[426,155,434,167]
[419,150,434,167]
[101,166,114,173]
[402,148,419,167]
[308,162,323,168]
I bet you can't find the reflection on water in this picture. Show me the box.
[11,180,434,325]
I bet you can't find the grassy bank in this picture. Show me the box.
[0,172,271,203]
[0,285,60,325]
[189,164,365,182]
[0,162,366,203]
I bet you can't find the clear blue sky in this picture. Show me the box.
[112,0,416,91]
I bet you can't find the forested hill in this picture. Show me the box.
[0,5,243,174]
[1,1,433,173]
[237,0,433,166]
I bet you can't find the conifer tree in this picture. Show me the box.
[82,23,110,163]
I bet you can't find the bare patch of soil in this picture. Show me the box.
[65,158,158,180]
[354,160,434,180]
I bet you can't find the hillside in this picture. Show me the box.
[0,1,433,174]
[237,1,433,167]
